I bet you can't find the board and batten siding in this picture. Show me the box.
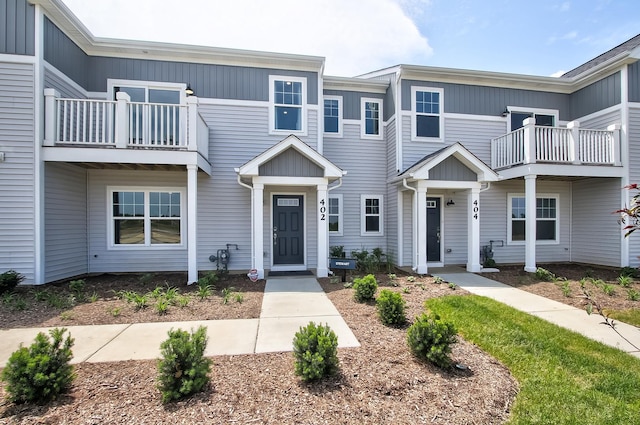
[0,62,35,281]
[0,0,35,56]
[87,170,188,273]
[629,61,640,103]
[568,73,621,121]
[571,177,622,267]
[44,66,86,99]
[627,106,640,267]
[44,163,88,282]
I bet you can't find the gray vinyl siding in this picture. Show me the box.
[627,106,640,267]
[44,66,86,99]
[629,62,640,103]
[568,73,621,120]
[571,178,621,267]
[479,180,572,265]
[401,80,571,120]
[87,170,188,273]
[385,118,398,264]
[402,190,413,266]
[0,62,35,281]
[0,0,35,56]
[324,122,387,255]
[442,191,469,265]
[259,148,324,177]
[43,17,90,89]
[323,90,385,120]
[575,108,621,130]
[44,163,88,282]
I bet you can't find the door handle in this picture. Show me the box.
[273,227,278,245]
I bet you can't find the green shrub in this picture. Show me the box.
[352,274,378,302]
[157,326,212,403]
[0,270,25,295]
[1,328,75,404]
[376,289,406,326]
[620,266,639,278]
[617,275,634,287]
[407,311,457,368]
[535,267,557,282]
[627,288,640,301]
[292,322,339,381]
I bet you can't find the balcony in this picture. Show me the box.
[42,89,210,173]
[491,117,622,179]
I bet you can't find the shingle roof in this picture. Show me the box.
[562,33,640,78]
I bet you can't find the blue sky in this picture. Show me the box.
[60,0,640,78]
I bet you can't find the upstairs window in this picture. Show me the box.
[361,98,383,139]
[507,108,558,131]
[324,96,342,136]
[412,86,443,140]
[270,76,306,133]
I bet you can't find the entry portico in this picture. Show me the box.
[396,143,499,274]
[235,135,345,279]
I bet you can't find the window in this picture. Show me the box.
[412,87,443,140]
[361,195,383,235]
[361,98,383,139]
[270,76,306,133]
[506,107,558,131]
[508,194,558,244]
[328,195,343,235]
[324,96,342,136]
[110,188,184,248]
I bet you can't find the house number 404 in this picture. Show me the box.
[319,199,326,220]
[472,199,479,219]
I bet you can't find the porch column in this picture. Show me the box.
[187,164,198,284]
[416,184,428,274]
[466,186,481,272]
[524,174,537,273]
[115,91,130,149]
[523,117,536,164]
[567,121,580,164]
[608,123,622,166]
[253,183,265,279]
[317,184,329,277]
[186,96,198,151]
[43,88,59,147]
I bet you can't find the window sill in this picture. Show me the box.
[507,240,559,246]
[411,135,443,142]
[108,244,187,250]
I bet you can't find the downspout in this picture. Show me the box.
[402,178,418,271]
[236,174,254,269]
[327,177,343,192]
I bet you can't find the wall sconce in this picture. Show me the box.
[501,107,509,117]
[185,84,194,96]
[446,199,455,206]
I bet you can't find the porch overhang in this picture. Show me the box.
[497,163,625,180]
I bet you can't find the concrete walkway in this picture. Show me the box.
[431,267,640,359]
[0,277,359,365]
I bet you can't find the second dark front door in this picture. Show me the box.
[273,195,304,265]
[426,197,441,262]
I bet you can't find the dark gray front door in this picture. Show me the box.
[427,197,441,262]
[273,195,304,265]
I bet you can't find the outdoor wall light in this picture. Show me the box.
[501,107,509,117]
[446,199,455,206]
[185,84,194,96]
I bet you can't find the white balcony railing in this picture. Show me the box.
[43,89,209,159]
[491,117,621,169]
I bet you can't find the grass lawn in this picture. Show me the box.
[605,308,640,327]
[426,295,640,425]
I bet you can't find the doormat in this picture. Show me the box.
[268,270,314,277]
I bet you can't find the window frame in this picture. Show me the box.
[269,75,307,135]
[328,194,343,236]
[361,194,384,236]
[107,186,186,249]
[323,95,343,137]
[360,97,383,140]
[505,106,559,132]
[411,86,444,142]
[107,79,187,104]
[507,193,559,245]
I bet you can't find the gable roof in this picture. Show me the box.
[563,33,640,78]
[235,135,345,179]
[396,142,498,182]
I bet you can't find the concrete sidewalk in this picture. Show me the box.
[0,277,359,365]
[431,267,640,359]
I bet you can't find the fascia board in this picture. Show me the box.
[323,76,389,93]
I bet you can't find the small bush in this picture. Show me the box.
[1,328,75,404]
[352,274,378,302]
[0,270,25,295]
[292,322,339,381]
[620,266,639,278]
[376,289,406,326]
[157,326,212,403]
[617,275,634,287]
[627,288,640,301]
[535,267,557,282]
[407,311,457,368]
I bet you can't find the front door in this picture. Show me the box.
[273,195,304,265]
[426,197,441,262]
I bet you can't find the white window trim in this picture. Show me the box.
[360,97,383,140]
[361,194,384,236]
[507,193,559,245]
[328,194,343,236]
[323,95,343,138]
[506,106,560,132]
[269,75,307,136]
[107,79,187,104]
[107,186,186,250]
[411,86,444,142]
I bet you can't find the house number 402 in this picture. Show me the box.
[319,199,326,220]
[472,199,479,220]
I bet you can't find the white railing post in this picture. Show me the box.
[43,88,60,146]
[608,123,621,166]
[523,117,536,164]
[186,96,198,152]
[115,91,130,149]
[567,120,580,164]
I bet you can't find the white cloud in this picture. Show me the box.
[550,70,566,78]
[61,0,432,76]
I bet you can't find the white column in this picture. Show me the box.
[317,184,329,277]
[466,186,481,272]
[115,91,130,149]
[253,183,265,279]
[567,120,580,164]
[186,96,198,150]
[523,117,536,164]
[187,164,198,284]
[608,123,622,166]
[416,185,428,274]
[43,88,59,147]
[524,174,537,273]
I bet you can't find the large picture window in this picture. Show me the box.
[361,195,383,236]
[508,194,558,244]
[110,188,184,247]
[412,86,443,140]
[270,76,306,133]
